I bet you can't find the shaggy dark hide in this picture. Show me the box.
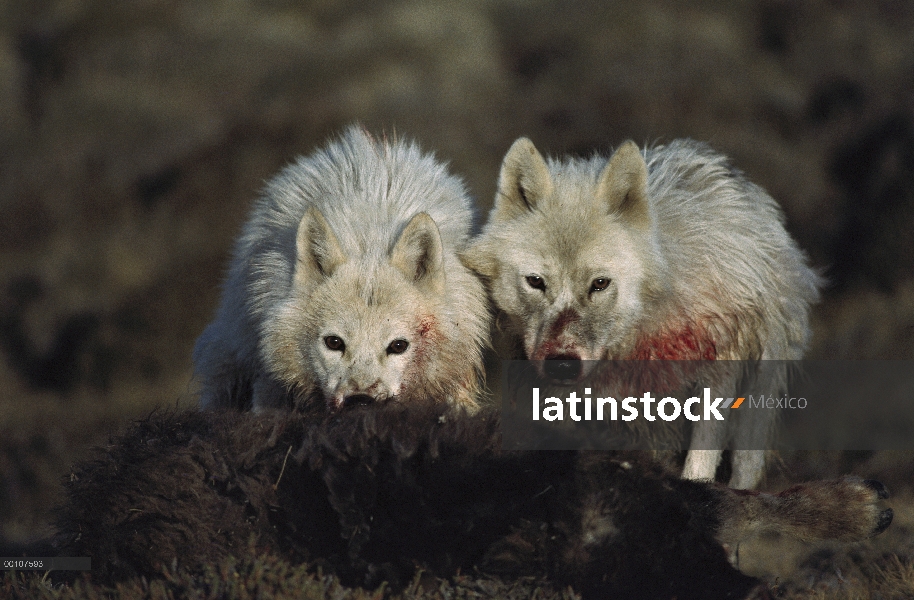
[52,402,765,599]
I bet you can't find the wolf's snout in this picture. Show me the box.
[342,394,375,408]
[544,354,582,382]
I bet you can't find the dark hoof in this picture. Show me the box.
[864,479,890,499]
[874,508,894,536]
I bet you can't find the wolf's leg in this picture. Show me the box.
[728,360,785,488]
[728,410,772,489]
[683,418,726,480]
[683,364,744,482]
[729,450,766,489]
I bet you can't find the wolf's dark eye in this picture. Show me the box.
[387,339,410,355]
[324,335,345,351]
[590,277,611,293]
[526,275,546,291]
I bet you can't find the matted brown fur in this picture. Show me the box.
[52,402,891,599]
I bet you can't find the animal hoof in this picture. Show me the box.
[874,508,894,536]
[863,479,890,499]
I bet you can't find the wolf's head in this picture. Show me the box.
[464,138,669,382]
[264,210,459,410]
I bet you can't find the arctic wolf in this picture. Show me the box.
[193,127,489,411]
[464,137,821,488]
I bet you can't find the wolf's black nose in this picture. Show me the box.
[343,394,374,408]
[544,354,582,382]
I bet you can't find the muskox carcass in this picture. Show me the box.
[52,402,892,599]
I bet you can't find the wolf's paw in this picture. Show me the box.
[774,476,893,542]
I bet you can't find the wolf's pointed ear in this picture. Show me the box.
[493,137,554,221]
[295,207,347,287]
[460,240,496,279]
[391,212,445,295]
[597,141,650,230]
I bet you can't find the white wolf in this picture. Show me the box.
[463,137,822,488]
[193,127,489,412]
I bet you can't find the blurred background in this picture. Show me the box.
[1,0,913,583]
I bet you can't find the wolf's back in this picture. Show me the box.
[643,139,821,360]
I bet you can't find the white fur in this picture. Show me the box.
[194,126,489,411]
[464,138,822,488]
